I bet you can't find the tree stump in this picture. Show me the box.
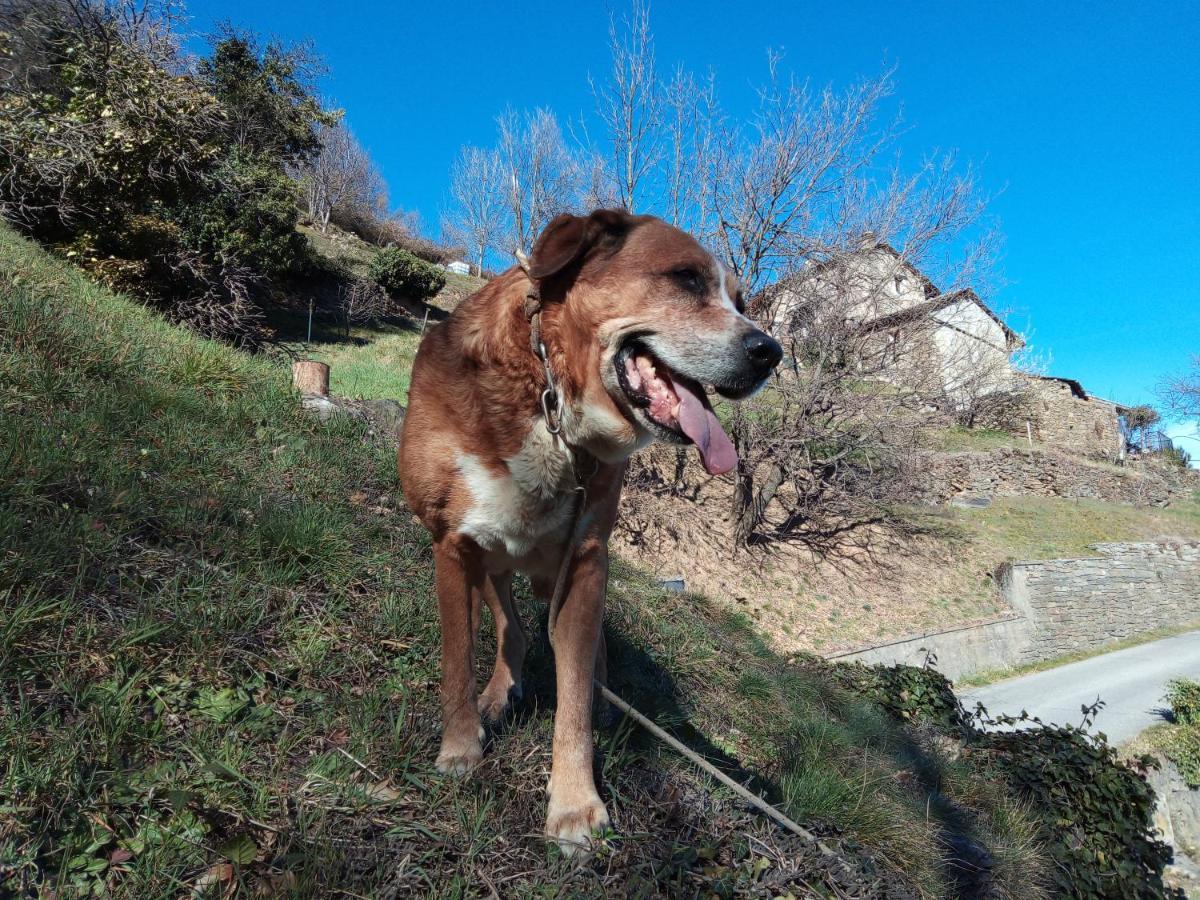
[292,360,330,396]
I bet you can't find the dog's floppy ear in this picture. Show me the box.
[528,209,634,283]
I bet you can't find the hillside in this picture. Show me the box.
[5,223,1192,899]
[262,229,1200,655]
[0,224,1054,896]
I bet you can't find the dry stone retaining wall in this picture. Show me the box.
[917,447,1198,508]
[829,540,1200,679]
[1023,375,1125,459]
[1002,541,1200,662]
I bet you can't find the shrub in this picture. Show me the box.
[1166,677,1200,726]
[1161,445,1193,469]
[368,247,446,300]
[835,657,967,731]
[843,660,1181,898]
[1162,726,1200,787]
[971,703,1179,899]
[0,6,223,235]
[336,278,393,335]
[173,154,310,281]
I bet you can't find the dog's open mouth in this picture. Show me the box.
[615,341,738,475]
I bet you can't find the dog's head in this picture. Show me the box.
[529,209,782,474]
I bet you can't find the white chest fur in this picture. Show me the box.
[456,420,579,559]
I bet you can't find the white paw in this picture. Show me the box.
[545,795,611,857]
[435,727,484,775]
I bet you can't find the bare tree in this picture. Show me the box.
[337,277,391,335]
[708,61,899,292]
[1162,356,1200,419]
[732,174,996,544]
[495,107,582,253]
[299,121,385,233]
[589,0,661,212]
[442,146,505,276]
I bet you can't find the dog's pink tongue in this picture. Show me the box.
[674,379,738,475]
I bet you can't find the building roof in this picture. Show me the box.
[864,287,1025,349]
[1030,374,1089,399]
[1026,375,1129,411]
[760,242,1023,349]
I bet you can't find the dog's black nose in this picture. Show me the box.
[744,330,783,375]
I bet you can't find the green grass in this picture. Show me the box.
[925,425,1030,453]
[0,223,1050,897]
[912,494,1200,562]
[309,323,422,402]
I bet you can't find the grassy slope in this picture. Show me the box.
[916,495,1200,562]
[277,224,485,404]
[0,224,1050,896]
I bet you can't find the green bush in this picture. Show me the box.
[1162,726,1200,787]
[843,659,1180,898]
[367,247,446,300]
[1161,445,1193,469]
[972,703,1178,899]
[174,154,310,281]
[836,658,966,731]
[1166,677,1200,726]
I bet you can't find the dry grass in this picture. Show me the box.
[614,445,1200,656]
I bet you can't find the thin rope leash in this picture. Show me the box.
[514,249,837,859]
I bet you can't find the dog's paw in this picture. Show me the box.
[478,678,522,723]
[435,726,484,775]
[545,795,611,857]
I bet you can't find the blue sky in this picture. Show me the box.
[187,0,1199,438]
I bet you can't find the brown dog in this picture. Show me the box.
[398,209,782,854]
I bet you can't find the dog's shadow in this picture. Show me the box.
[484,593,1002,896]
[489,600,768,800]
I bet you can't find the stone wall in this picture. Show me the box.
[825,616,1032,681]
[1002,541,1200,662]
[1023,375,1125,460]
[829,540,1200,679]
[917,447,1198,508]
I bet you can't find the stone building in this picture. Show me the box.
[1022,374,1127,461]
[762,241,1025,408]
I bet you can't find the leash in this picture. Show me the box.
[512,249,835,857]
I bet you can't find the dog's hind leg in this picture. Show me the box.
[478,571,526,722]
[433,539,486,775]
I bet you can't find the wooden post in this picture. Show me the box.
[292,360,330,396]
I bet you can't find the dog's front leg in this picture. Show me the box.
[433,538,485,774]
[545,535,610,855]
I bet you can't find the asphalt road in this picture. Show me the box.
[960,631,1200,744]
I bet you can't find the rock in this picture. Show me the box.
[950,493,993,508]
[300,393,406,443]
[1148,756,1200,887]
[359,399,406,439]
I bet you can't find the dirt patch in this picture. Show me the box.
[616,448,1006,655]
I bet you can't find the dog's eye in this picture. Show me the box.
[734,291,746,313]
[668,268,705,294]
